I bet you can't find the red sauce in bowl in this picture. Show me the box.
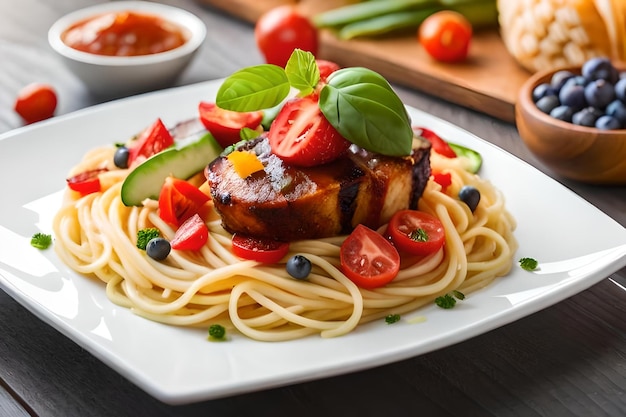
[61,11,188,56]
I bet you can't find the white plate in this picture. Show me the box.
[1,80,625,405]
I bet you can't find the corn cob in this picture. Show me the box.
[497,0,625,73]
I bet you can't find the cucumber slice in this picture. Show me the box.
[121,132,222,206]
[448,142,482,173]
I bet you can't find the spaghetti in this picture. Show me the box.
[53,144,517,342]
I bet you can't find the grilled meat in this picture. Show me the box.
[206,136,431,241]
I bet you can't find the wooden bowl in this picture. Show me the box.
[515,66,626,185]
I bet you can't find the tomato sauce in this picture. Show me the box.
[62,11,188,56]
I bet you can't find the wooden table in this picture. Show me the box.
[1,1,625,416]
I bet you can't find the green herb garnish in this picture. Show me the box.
[519,257,538,271]
[208,324,227,341]
[30,232,52,250]
[385,314,401,324]
[435,290,465,309]
[136,228,160,250]
[409,228,428,242]
[215,49,413,157]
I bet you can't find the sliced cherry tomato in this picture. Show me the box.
[386,210,445,256]
[432,170,452,192]
[268,96,350,167]
[66,168,107,195]
[158,176,210,227]
[128,118,174,166]
[255,5,318,67]
[414,127,457,158]
[316,59,341,83]
[14,83,57,124]
[170,214,209,251]
[340,224,400,289]
[231,234,290,264]
[198,102,263,148]
[418,10,472,63]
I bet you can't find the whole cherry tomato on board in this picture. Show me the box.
[198,102,263,148]
[340,224,400,289]
[385,210,446,256]
[255,5,319,67]
[268,95,350,167]
[13,83,58,124]
[418,11,472,63]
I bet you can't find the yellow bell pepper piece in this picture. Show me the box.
[227,150,264,178]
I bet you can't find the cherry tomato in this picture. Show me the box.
[128,118,174,166]
[268,96,350,167]
[316,59,341,83]
[198,102,263,148]
[14,83,57,124]
[231,234,290,264]
[158,176,210,227]
[418,11,472,63]
[340,224,400,289]
[66,168,107,195]
[255,5,318,67]
[170,214,209,251]
[414,127,456,158]
[386,210,445,256]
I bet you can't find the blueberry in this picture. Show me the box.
[584,79,615,109]
[558,83,586,109]
[113,146,130,169]
[459,186,480,212]
[582,57,618,83]
[532,83,555,102]
[614,78,626,101]
[595,114,621,130]
[535,95,560,114]
[572,107,602,127]
[286,255,312,280]
[550,70,575,89]
[605,100,626,126]
[146,238,171,261]
[550,105,574,122]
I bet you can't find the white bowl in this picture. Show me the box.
[48,1,206,97]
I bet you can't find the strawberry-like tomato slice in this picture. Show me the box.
[170,214,209,251]
[158,177,210,227]
[268,96,350,167]
[128,118,174,166]
[198,102,263,148]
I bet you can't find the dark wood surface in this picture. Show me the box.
[1,1,625,416]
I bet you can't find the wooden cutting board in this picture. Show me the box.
[198,0,532,123]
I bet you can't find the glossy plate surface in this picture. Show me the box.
[1,80,625,405]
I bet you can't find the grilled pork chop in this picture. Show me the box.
[206,136,431,241]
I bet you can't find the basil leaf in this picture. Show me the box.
[216,64,291,112]
[285,49,319,96]
[320,67,413,156]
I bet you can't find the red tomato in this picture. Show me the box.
[128,118,174,166]
[340,224,400,289]
[414,127,456,158]
[255,5,318,67]
[231,234,290,264]
[158,177,210,227]
[316,59,341,83]
[418,11,472,63]
[432,170,452,192]
[66,168,107,195]
[386,210,445,256]
[14,83,57,124]
[268,96,350,167]
[170,214,209,251]
[198,102,263,148]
